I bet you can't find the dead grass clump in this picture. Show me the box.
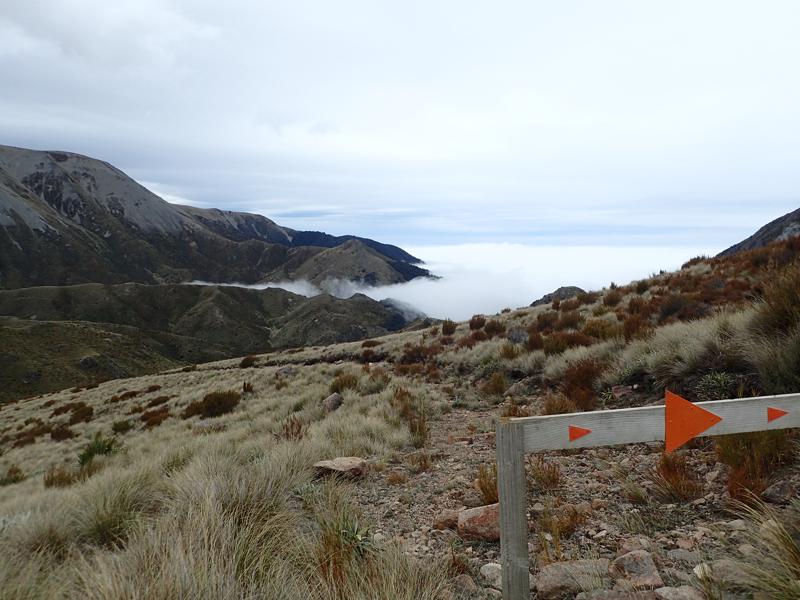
[501,397,530,418]
[716,431,794,501]
[577,291,601,305]
[360,367,390,394]
[560,298,581,312]
[386,470,408,485]
[604,289,623,307]
[470,329,488,343]
[543,331,594,355]
[499,343,520,360]
[242,381,254,394]
[484,319,506,337]
[651,452,702,501]
[181,390,241,420]
[239,355,257,368]
[536,311,559,333]
[392,388,429,447]
[540,392,578,415]
[441,319,457,336]
[407,452,432,473]
[140,406,170,429]
[0,465,25,486]
[561,358,605,411]
[43,465,78,488]
[528,456,561,490]
[582,319,622,340]
[476,463,499,504]
[112,420,133,434]
[555,310,582,331]
[481,372,508,396]
[623,314,650,340]
[756,261,800,332]
[469,314,486,330]
[50,424,76,441]
[278,415,306,440]
[330,372,359,394]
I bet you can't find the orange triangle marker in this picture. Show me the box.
[665,391,722,452]
[569,425,592,442]
[768,407,789,423]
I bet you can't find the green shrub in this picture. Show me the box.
[694,371,737,401]
[78,433,120,467]
[181,390,241,419]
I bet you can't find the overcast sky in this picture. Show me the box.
[1,0,799,250]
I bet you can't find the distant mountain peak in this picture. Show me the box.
[719,206,800,256]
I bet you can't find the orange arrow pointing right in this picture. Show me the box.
[768,407,788,423]
[665,391,722,452]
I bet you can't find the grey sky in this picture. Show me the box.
[1,0,799,249]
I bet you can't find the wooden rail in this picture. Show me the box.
[496,392,800,598]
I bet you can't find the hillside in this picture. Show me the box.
[0,283,420,403]
[719,206,800,256]
[0,144,429,289]
[1,237,798,599]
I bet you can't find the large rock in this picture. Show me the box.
[693,559,749,588]
[457,503,500,541]
[479,562,503,589]
[313,457,367,479]
[531,286,586,307]
[535,559,611,599]
[762,479,797,504]
[613,550,663,588]
[322,392,343,412]
[654,587,704,600]
[577,592,656,599]
[432,508,460,530]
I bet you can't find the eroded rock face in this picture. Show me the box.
[535,558,611,599]
[530,285,586,307]
[313,457,367,479]
[457,503,500,541]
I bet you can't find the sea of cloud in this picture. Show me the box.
[190,242,719,321]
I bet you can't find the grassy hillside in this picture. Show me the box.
[1,239,799,599]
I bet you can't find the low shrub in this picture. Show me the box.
[0,465,25,486]
[360,367,390,394]
[140,406,170,429]
[239,355,257,368]
[144,385,162,393]
[543,331,594,355]
[481,372,507,396]
[44,465,78,488]
[540,392,577,415]
[68,403,94,425]
[499,343,520,360]
[146,395,170,408]
[181,390,241,419]
[604,289,623,307]
[536,311,559,333]
[469,315,486,330]
[361,339,381,348]
[484,319,506,337]
[441,319,457,336]
[525,331,544,351]
[694,372,737,401]
[650,452,701,501]
[756,262,800,332]
[582,319,622,340]
[242,381,254,394]
[111,420,133,434]
[330,372,359,394]
[555,311,582,331]
[50,424,76,441]
[716,431,794,501]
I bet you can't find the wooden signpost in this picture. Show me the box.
[496,391,800,599]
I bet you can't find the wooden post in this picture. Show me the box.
[497,419,530,599]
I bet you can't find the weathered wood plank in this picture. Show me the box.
[497,419,530,598]
[515,392,800,453]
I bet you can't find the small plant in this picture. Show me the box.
[469,314,486,330]
[275,378,288,390]
[386,470,407,485]
[0,465,25,486]
[43,465,78,488]
[278,415,306,440]
[484,319,506,337]
[111,420,133,435]
[481,372,508,396]
[694,372,737,402]
[360,367,390,394]
[715,431,793,501]
[499,342,520,360]
[239,355,257,368]
[407,452,432,473]
[650,452,702,501]
[540,392,577,415]
[527,456,561,490]
[242,381,254,394]
[145,385,162,393]
[501,397,530,418]
[329,372,359,394]
[361,339,380,348]
[77,433,119,467]
[441,319,457,336]
[525,331,544,351]
[140,406,170,429]
[561,358,605,411]
[68,403,94,425]
[476,462,499,504]
[555,310,582,331]
[50,424,76,441]
[181,390,241,419]
[408,401,429,448]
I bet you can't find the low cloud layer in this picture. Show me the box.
[192,243,717,320]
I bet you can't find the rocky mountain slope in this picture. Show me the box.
[0,282,421,402]
[719,205,800,256]
[0,144,428,289]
